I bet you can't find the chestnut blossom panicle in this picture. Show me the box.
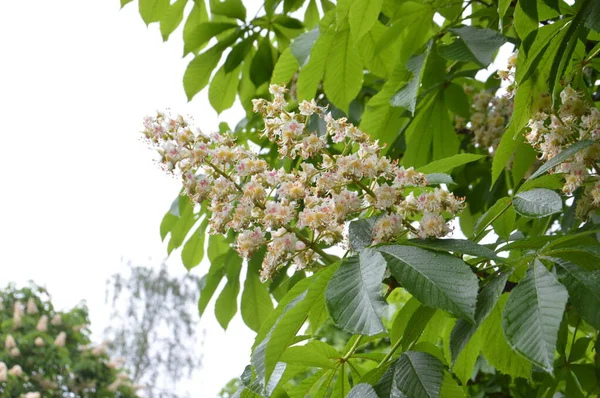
[465,89,513,151]
[143,85,465,280]
[525,87,600,217]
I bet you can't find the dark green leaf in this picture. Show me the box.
[528,140,596,180]
[325,248,387,335]
[379,245,478,322]
[502,260,568,373]
[347,383,379,398]
[512,188,562,218]
[450,272,510,363]
[401,305,437,352]
[348,216,379,251]
[389,52,427,115]
[273,15,304,29]
[448,26,507,67]
[224,34,256,72]
[402,239,504,263]
[425,173,455,186]
[250,37,274,87]
[555,260,600,329]
[394,351,444,398]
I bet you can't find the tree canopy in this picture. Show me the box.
[124,0,600,396]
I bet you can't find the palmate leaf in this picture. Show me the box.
[325,248,387,335]
[555,260,600,329]
[252,264,339,388]
[512,188,562,218]
[241,250,274,333]
[448,26,507,67]
[347,216,379,251]
[502,259,568,373]
[379,245,478,322]
[416,153,485,174]
[348,0,382,40]
[181,217,209,270]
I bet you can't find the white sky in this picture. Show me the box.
[0,1,256,396]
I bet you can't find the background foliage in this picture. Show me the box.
[125,0,600,396]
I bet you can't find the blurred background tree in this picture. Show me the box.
[105,261,203,398]
[0,282,139,397]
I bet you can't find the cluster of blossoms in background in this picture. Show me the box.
[0,286,138,397]
[525,86,600,217]
[143,85,465,280]
[459,88,513,151]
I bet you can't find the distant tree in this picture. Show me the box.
[0,283,139,398]
[105,261,203,398]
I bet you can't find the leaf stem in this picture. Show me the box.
[473,201,513,243]
[342,336,364,361]
[378,337,403,367]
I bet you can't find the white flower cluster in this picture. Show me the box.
[526,87,600,215]
[466,90,513,151]
[143,85,465,280]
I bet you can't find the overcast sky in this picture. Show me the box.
[0,1,256,396]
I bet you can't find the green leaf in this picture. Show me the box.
[139,0,169,25]
[184,22,239,56]
[379,245,478,322]
[121,0,133,8]
[250,37,275,87]
[451,327,482,386]
[585,0,600,31]
[297,20,335,100]
[425,173,455,186]
[210,0,246,21]
[480,294,532,379]
[325,248,387,335]
[214,254,242,329]
[304,0,320,29]
[347,383,379,397]
[403,93,459,168]
[440,371,465,397]
[241,251,275,332]
[450,272,509,363]
[357,21,396,78]
[394,351,444,398]
[183,2,209,54]
[181,218,209,270]
[323,28,363,113]
[198,272,225,316]
[417,154,484,174]
[474,197,512,237]
[273,15,304,29]
[348,0,383,40]
[401,305,437,352]
[502,259,568,373]
[555,260,600,329]
[184,34,237,101]
[224,34,256,72]
[280,341,339,369]
[168,202,198,253]
[528,140,596,180]
[390,297,420,344]
[402,239,503,263]
[347,216,379,251]
[208,64,241,113]
[290,28,319,66]
[271,47,299,86]
[448,26,507,67]
[491,127,520,186]
[160,0,187,41]
[252,264,339,387]
[389,52,427,115]
[512,188,562,218]
[493,205,516,241]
